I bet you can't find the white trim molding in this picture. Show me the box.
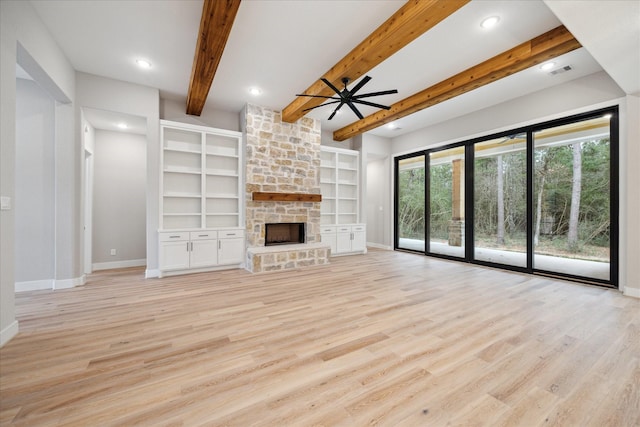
[15,279,55,292]
[366,242,392,250]
[623,286,640,299]
[54,275,86,290]
[145,269,160,279]
[93,259,146,271]
[0,320,19,347]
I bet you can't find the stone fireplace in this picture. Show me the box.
[243,104,330,272]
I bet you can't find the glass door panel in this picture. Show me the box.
[473,135,527,267]
[428,147,465,258]
[533,115,612,281]
[397,155,425,252]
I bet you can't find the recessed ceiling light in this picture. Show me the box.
[540,62,556,71]
[480,16,500,29]
[116,122,128,129]
[386,122,397,129]
[249,87,262,96]
[136,59,151,69]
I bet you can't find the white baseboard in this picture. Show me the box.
[0,320,19,347]
[15,279,54,292]
[93,259,146,271]
[145,269,160,279]
[623,286,640,299]
[55,275,86,290]
[367,242,392,250]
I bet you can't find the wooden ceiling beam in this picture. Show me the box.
[281,0,470,124]
[186,0,241,116]
[333,25,582,141]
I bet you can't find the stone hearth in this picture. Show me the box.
[243,104,330,272]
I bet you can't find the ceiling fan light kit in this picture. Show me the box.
[295,75,397,120]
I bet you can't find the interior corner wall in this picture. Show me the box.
[1,0,76,346]
[621,95,640,297]
[160,98,241,132]
[361,134,393,249]
[321,129,353,149]
[92,130,147,267]
[15,78,56,285]
[75,72,160,277]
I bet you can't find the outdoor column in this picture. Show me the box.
[448,158,465,246]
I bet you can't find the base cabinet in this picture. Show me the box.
[217,230,245,265]
[159,229,245,276]
[321,224,366,256]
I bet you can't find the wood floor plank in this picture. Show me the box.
[1,248,638,426]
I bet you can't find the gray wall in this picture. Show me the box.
[366,158,390,248]
[15,78,55,284]
[160,98,240,131]
[75,72,159,277]
[1,1,76,346]
[93,130,146,266]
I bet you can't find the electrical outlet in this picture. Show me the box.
[110,249,116,256]
[0,196,11,211]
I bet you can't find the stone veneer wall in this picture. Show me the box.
[243,104,329,272]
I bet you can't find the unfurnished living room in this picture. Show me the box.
[1,0,639,425]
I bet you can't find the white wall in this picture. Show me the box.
[366,158,390,248]
[389,71,639,296]
[92,130,146,269]
[1,1,76,346]
[619,94,640,298]
[160,98,240,131]
[354,133,393,249]
[321,129,353,149]
[15,78,55,288]
[75,72,159,278]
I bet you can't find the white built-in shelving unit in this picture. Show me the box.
[319,146,366,256]
[159,120,245,276]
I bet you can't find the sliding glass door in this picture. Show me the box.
[396,154,425,252]
[394,107,618,287]
[428,146,465,258]
[533,114,614,281]
[473,135,527,267]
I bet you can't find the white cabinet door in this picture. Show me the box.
[336,231,352,253]
[352,230,367,252]
[190,239,218,268]
[218,238,245,265]
[321,233,337,255]
[160,241,190,271]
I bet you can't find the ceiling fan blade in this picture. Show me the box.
[348,75,372,96]
[352,99,392,110]
[321,78,343,95]
[328,102,346,120]
[302,100,341,112]
[353,89,398,99]
[346,101,364,120]
[296,94,340,100]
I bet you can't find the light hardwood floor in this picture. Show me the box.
[1,249,639,426]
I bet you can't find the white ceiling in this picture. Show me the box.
[29,0,639,139]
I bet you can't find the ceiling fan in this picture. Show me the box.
[296,76,398,120]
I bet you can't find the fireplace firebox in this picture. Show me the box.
[265,223,305,246]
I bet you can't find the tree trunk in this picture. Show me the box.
[534,173,545,246]
[497,155,505,245]
[567,143,582,250]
